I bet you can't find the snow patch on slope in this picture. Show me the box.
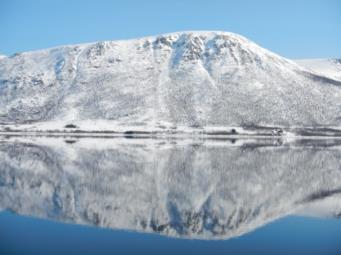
[297,194,341,219]
[0,31,340,129]
[296,58,341,81]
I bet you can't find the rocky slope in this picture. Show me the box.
[0,31,340,131]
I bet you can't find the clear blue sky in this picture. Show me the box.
[1,0,340,58]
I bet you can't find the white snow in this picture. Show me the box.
[295,58,341,81]
[297,194,341,219]
[0,31,340,131]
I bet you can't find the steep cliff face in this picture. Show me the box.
[0,31,340,129]
[0,137,340,239]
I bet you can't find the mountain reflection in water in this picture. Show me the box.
[0,136,340,240]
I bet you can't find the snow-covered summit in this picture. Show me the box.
[0,31,340,130]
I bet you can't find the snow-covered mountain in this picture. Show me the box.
[0,137,340,239]
[0,31,340,131]
[295,58,341,81]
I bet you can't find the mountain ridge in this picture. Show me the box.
[0,31,340,132]
[295,58,341,81]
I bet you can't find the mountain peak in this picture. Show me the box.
[0,31,340,130]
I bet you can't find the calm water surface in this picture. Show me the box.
[0,136,340,254]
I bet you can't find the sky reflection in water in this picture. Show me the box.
[0,136,341,254]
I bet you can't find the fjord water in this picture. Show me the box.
[0,136,341,254]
